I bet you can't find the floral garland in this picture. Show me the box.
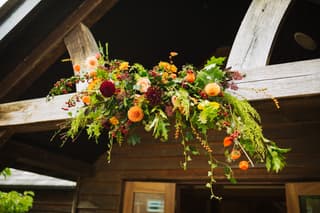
[48,45,289,199]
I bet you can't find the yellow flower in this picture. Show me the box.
[162,72,169,83]
[109,116,119,125]
[158,61,171,71]
[210,102,220,109]
[197,103,205,110]
[87,79,101,91]
[170,64,177,73]
[119,62,129,71]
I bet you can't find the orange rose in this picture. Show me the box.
[128,106,144,122]
[204,82,221,96]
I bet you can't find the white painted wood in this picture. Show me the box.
[232,59,320,100]
[0,59,319,129]
[227,0,292,70]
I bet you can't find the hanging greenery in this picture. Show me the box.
[48,45,290,199]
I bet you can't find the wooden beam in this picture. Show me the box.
[4,141,94,179]
[227,0,292,70]
[0,59,319,130]
[0,0,118,102]
[234,58,320,100]
[0,93,78,132]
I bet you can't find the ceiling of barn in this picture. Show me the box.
[0,0,319,179]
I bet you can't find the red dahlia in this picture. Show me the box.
[100,80,115,97]
[145,86,163,106]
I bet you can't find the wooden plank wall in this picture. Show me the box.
[75,97,320,212]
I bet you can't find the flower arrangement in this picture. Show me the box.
[48,45,289,199]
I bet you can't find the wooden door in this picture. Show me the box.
[286,182,320,213]
[122,181,176,213]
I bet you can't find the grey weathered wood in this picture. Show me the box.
[64,23,100,91]
[233,58,320,100]
[0,93,78,131]
[64,23,100,71]
[0,58,319,129]
[227,0,292,70]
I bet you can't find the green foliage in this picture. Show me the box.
[0,168,11,179]
[266,141,291,172]
[195,56,225,88]
[0,169,34,213]
[145,108,170,141]
[0,191,34,213]
[224,93,265,157]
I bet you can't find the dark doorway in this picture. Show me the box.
[177,184,286,213]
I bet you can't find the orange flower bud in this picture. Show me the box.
[82,95,90,105]
[239,161,249,170]
[223,136,233,147]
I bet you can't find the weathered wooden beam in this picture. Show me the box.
[0,93,78,132]
[234,58,320,100]
[0,59,319,130]
[227,0,292,70]
[0,0,118,102]
[4,141,94,179]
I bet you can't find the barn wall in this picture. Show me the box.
[75,97,320,213]
[30,189,74,213]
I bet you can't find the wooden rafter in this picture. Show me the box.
[2,140,94,180]
[0,0,118,103]
[227,0,292,69]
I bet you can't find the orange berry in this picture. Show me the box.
[239,161,249,170]
[73,64,81,72]
[128,106,144,122]
[82,95,90,105]
[204,82,221,96]
[230,149,241,160]
[223,136,233,147]
[185,72,196,83]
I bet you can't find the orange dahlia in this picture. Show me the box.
[128,106,144,122]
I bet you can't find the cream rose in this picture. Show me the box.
[136,77,151,93]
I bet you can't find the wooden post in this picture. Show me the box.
[227,0,292,70]
[64,23,100,91]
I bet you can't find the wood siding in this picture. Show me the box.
[75,97,320,213]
